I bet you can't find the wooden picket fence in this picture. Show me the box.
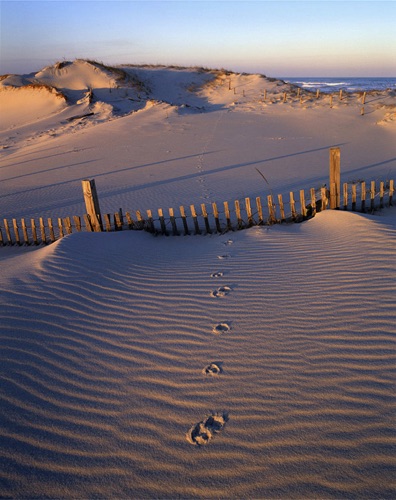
[0,179,394,246]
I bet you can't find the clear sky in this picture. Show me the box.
[1,0,395,77]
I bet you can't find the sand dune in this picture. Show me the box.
[0,61,395,498]
[1,209,395,498]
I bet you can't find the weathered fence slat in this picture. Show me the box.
[361,181,366,212]
[146,210,155,233]
[224,201,232,231]
[48,218,56,242]
[290,192,297,220]
[104,214,112,232]
[118,209,124,228]
[73,215,82,232]
[235,200,243,229]
[125,212,134,230]
[179,206,189,235]
[114,212,123,231]
[190,204,201,235]
[158,208,168,235]
[245,197,253,227]
[370,181,376,212]
[21,219,30,245]
[65,217,73,235]
[81,179,102,232]
[31,219,38,245]
[83,214,93,233]
[321,187,328,211]
[136,210,144,230]
[310,188,316,216]
[300,190,307,218]
[58,218,64,239]
[201,204,211,234]
[330,183,337,210]
[379,181,384,209]
[278,194,286,222]
[351,184,357,211]
[329,147,341,209]
[267,195,276,223]
[4,219,12,245]
[256,196,263,224]
[343,183,348,210]
[212,202,222,233]
[40,217,47,244]
[12,219,21,246]
[169,208,179,236]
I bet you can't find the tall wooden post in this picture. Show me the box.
[329,147,341,209]
[82,179,102,232]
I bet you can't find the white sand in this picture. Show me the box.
[0,61,395,498]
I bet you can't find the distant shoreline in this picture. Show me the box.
[282,77,396,93]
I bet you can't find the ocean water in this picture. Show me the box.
[283,77,396,93]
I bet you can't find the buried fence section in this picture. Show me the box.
[0,179,394,246]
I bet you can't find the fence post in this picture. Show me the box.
[343,183,348,210]
[58,218,64,238]
[180,206,189,235]
[201,204,212,234]
[48,218,56,242]
[256,196,263,225]
[136,210,144,230]
[169,208,179,236]
[190,205,201,235]
[12,219,21,246]
[21,218,30,245]
[389,180,394,206]
[310,188,316,216]
[379,181,384,209]
[158,208,168,235]
[321,186,328,211]
[81,179,102,232]
[4,219,12,245]
[125,212,134,230]
[235,200,243,229]
[146,210,155,233]
[329,147,341,209]
[290,192,297,220]
[267,195,276,223]
[370,181,376,212]
[212,202,222,233]
[351,184,357,211]
[278,194,286,222]
[361,181,366,212]
[299,190,307,218]
[39,217,47,244]
[31,219,39,245]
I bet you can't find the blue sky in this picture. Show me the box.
[1,1,395,76]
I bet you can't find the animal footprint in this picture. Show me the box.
[223,239,233,246]
[217,254,230,260]
[212,323,231,335]
[210,286,232,298]
[186,412,229,446]
[210,271,224,278]
[202,362,222,376]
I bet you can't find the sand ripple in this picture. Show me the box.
[1,211,395,498]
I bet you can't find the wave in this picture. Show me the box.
[284,77,396,93]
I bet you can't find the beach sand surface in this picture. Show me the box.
[0,61,395,498]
